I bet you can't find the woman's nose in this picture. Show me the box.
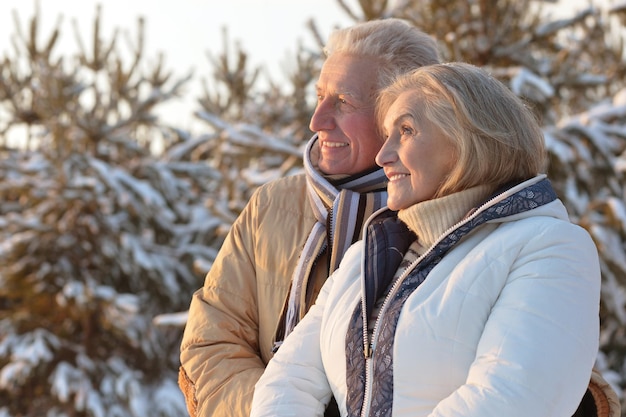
[375,139,396,167]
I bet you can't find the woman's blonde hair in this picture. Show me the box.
[324,18,441,92]
[376,62,547,197]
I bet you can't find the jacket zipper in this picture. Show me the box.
[360,253,422,417]
[357,186,510,416]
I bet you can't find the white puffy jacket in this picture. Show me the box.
[251,176,601,417]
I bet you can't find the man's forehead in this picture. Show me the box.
[318,55,378,88]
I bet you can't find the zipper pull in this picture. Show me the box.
[364,343,372,359]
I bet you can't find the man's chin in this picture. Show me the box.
[317,160,342,176]
[319,162,358,177]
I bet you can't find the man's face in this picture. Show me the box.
[309,53,384,175]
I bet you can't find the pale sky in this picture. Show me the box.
[1,0,354,75]
[0,0,354,130]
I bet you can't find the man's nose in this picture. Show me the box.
[309,99,335,132]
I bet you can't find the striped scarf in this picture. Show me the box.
[276,135,388,347]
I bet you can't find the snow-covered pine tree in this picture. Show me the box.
[0,5,218,416]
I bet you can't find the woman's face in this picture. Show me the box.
[376,91,457,211]
[309,53,384,175]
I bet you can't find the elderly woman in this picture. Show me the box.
[250,62,602,417]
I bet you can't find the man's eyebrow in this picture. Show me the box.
[315,85,358,97]
[337,86,363,97]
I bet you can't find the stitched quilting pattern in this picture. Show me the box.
[345,178,557,417]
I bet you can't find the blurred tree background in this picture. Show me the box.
[0,0,625,415]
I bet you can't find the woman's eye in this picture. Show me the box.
[401,126,413,135]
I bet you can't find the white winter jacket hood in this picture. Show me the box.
[251,175,601,417]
